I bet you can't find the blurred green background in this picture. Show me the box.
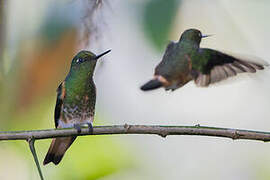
[1,0,270,179]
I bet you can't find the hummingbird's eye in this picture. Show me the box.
[76,58,83,63]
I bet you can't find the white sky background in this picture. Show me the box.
[94,0,270,179]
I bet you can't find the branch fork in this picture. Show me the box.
[1,124,270,180]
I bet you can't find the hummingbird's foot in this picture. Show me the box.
[87,123,93,134]
[74,124,82,134]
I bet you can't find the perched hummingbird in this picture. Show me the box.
[141,29,268,91]
[43,49,111,165]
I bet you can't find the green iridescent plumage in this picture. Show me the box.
[141,28,268,91]
[44,49,110,165]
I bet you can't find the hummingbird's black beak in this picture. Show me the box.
[95,49,111,60]
[202,34,213,38]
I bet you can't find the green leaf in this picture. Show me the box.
[143,0,180,51]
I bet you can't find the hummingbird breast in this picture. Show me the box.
[60,80,96,127]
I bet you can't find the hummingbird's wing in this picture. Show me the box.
[192,48,268,87]
[154,41,177,79]
[156,41,177,72]
[44,81,77,165]
[162,41,176,60]
[54,82,65,128]
[140,41,177,91]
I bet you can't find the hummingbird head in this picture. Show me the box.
[69,49,111,76]
[179,29,210,45]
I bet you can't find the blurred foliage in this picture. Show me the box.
[39,13,73,46]
[143,0,180,51]
[18,30,77,110]
[54,135,134,180]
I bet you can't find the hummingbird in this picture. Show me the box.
[43,49,111,165]
[141,29,268,91]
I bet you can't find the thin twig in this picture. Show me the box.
[0,125,270,142]
[28,138,44,180]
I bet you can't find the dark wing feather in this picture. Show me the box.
[155,41,176,76]
[193,48,268,87]
[54,82,65,128]
[162,41,176,61]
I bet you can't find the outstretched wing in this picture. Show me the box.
[54,82,65,128]
[192,48,268,87]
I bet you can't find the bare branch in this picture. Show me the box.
[27,138,44,180]
[1,125,270,142]
[80,0,108,46]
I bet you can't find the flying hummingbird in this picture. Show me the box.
[141,29,268,91]
[43,49,111,165]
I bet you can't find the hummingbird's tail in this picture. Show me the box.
[141,79,163,91]
[43,136,76,165]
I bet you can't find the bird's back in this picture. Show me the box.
[155,41,193,82]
